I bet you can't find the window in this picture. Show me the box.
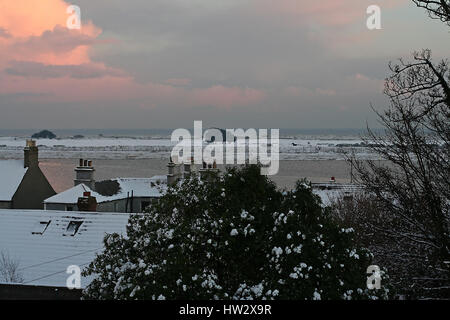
[32,220,51,235]
[63,220,83,236]
[66,206,73,211]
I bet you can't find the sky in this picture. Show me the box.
[0,0,449,130]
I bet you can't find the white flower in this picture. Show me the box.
[230,229,238,236]
[272,247,283,256]
[313,291,321,300]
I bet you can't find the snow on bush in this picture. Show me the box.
[83,165,390,300]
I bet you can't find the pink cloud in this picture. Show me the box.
[256,0,407,27]
[254,0,408,52]
[0,0,266,110]
[0,74,266,109]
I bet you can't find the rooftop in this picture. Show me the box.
[311,183,364,207]
[44,176,167,205]
[0,160,28,201]
[0,209,129,288]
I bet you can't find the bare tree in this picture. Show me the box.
[412,0,450,25]
[0,250,23,284]
[350,49,449,298]
[343,0,450,299]
[329,192,430,298]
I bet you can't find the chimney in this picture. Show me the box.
[24,139,38,168]
[74,158,96,190]
[183,157,195,179]
[77,192,97,212]
[199,161,219,182]
[167,157,183,186]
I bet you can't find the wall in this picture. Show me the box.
[98,197,156,213]
[12,166,56,209]
[0,201,12,209]
[44,203,75,211]
[45,197,158,213]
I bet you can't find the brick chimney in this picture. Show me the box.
[74,158,95,190]
[77,191,97,212]
[24,139,39,168]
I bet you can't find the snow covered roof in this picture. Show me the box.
[0,160,28,201]
[312,184,364,207]
[43,183,100,204]
[114,177,166,199]
[44,176,167,205]
[0,209,129,288]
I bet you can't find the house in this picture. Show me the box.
[0,209,129,292]
[43,158,169,212]
[0,140,56,209]
[44,177,167,213]
[43,157,199,213]
[311,182,364,207]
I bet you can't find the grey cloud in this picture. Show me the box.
[5,61,124,79]
[0,27,11,38]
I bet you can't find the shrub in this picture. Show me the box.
[83,165,390,300]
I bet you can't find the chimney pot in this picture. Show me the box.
[26,139,36,147]
[24,139,38,168]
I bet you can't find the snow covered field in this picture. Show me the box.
[0,136,380,161]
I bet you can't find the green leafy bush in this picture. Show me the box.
[83,165,390,300]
